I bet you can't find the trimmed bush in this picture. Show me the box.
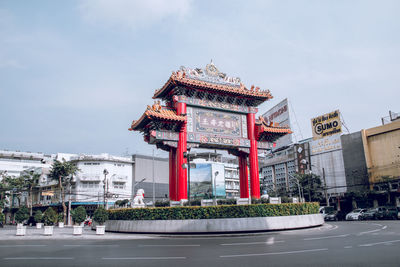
[108,202,319,221]
[93,207,109,225]
[71,206,87,225]
[43,207,58,226]
[15,207,29,223]
[0,212,5,223]
[155,200,169,207]
[57,213,64,224]
[34,210,43,223]
[189,199,201,206]
[217,199,236,205]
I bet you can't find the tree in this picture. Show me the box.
[296,173,324,202]
[93,207,108,225]
[0,172,12,210]
[34,210,43,224]
[6,175,25,208]
[71,206,87,225]
[48,159,80,224]
[43,207,57,226]
[15,207,29,224]
[19,169,41,216]
[115,199,129,207]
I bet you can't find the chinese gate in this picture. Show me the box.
[129,62,291,200]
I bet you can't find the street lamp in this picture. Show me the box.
[103,169,109,209]
[310,164,329,207]
[288,174,303,202]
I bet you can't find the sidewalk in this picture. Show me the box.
[0,225,155,240]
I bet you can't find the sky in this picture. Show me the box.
[0,0,399,157]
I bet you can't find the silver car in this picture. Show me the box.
[345,208,367,221]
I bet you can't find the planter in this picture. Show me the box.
[44,226,53,236]
[36,223,43,229]
[58,222,64,228]
[106,214,324,234]
[16,224,26,236]
[96,225,105,235]
[73,225,83,235]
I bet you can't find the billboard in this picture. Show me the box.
[189,163,212,198]
[311,110,342,140]
[189,163,225,199]
[261,98,292,148]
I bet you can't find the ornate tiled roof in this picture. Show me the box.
[153,62,273,102]
[129,102,186,131]
[255,116,292,142]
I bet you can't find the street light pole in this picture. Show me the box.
[322,167,329,206]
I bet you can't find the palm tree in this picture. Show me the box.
[20,169,41,216]
[49,159,79,224]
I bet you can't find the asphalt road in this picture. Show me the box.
[1,221,400,267]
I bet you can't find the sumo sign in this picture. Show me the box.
[311,110,342,140]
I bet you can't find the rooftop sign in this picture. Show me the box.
[311,110,342,140]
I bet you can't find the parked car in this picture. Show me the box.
[319,206,335,219]
[361,207,386,220]
[385,207,398,220]
[324,210,346,221]
[346,208,367,221]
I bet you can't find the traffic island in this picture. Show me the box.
[105,203,323,234]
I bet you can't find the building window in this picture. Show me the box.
[113,182,125,189]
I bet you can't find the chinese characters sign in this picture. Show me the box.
[186,107,249,148]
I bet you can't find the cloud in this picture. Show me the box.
[78,0,192,30]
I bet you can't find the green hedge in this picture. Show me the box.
[108,203,319,221]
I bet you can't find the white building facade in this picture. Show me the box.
[69,153,133,207]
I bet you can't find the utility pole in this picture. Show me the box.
[103,169,109,209]
[67,180,72,226]
[152,149,155,205]
[322,168,329,206]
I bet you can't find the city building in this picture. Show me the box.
[224,163,240,198]
[0,150,54,213]
[68,153,133,209]
[260,141,310,196]
[309,134,347,198]
[361,120,400,206]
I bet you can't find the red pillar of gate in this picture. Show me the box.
[169,148,177,201]
[176,101,188,200]
[239,154,249,198]
[247,112,261,199]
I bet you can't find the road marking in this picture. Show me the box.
[0,245,47,247]
[329,224,339,231]
[357,225,387,235]
[103,257,186,260]
[304,234,349,241]
[359,239,400,247]
[64,245,119,247]
[344,246,353,249]
[4,257,74,260]
[220,248,328,258]
[221,241,284,246]
[138,244,200,247]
